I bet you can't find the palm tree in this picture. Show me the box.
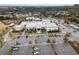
[41,27,46,33]
[52,39,56,43]
[66,32,71,37]
[64,37,68,43]
[33,27,36,33]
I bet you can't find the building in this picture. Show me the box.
[13,19,59,32]
[26,17,41,21]
[70,24,79,30]
[45,23,58,31]
[13,25,24,31]
[25,21,44,30]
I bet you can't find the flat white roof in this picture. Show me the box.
[25,21,44,29]
[25,21,58,29]
[13,19,58,31]
[70,24,79,29]
[45,23,58,28]
[13,25,24,31]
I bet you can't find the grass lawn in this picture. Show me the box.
[0,21,9,48]
[0,21,9,34]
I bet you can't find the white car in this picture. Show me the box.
[13,47,19,51]
[34,47,39,51]
[34,51,40,55]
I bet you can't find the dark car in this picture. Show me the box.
[26,35,28,38]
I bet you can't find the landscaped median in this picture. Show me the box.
[47,39,58,55]
[68,40,79,54]
[8,46,13,55]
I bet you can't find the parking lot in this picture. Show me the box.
[11,32,77,55]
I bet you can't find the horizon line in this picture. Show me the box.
[0,4,75,6]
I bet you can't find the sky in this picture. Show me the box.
[0,0,78,6]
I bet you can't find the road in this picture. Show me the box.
[55,43,77,55]
[0,40,15,55]
[0,29,15,55]
[57,19,79,42]
[68,32,79,42]
[3,29,13,42]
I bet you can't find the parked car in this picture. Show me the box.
[26,35,28,38]
[48,34,53,37]
[34,47,39,51]
[34,51,40,55]
[12,47,19,51]
[17,36,20,39]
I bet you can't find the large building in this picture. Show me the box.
[13,25,24,31]
[13,19,59,32]
[26,17,41,21]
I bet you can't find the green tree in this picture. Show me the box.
[64,37,68,43]
[0,16,5,20]
[47,39,50,43]
[52,39,56,43]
